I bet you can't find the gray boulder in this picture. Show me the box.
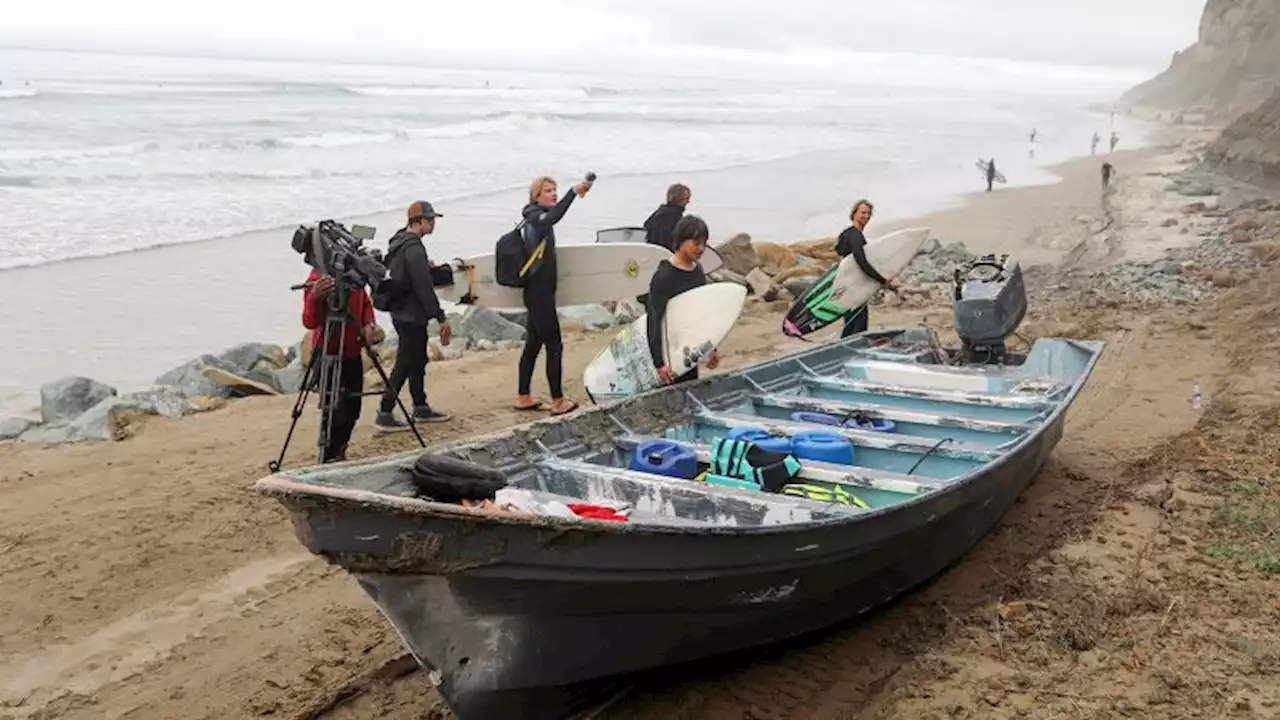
[918,237,942,255]
[273,361,307,394]
[558,304,615,331]
[121,387,195,418]
[218,342,287,374]
[714,233,760,276]
[155,354,238,399]
[495,309,528,328]
[613,298,646,325]
[22,397,146,444]
[456,307,526,344]
[783,276,819,300]
[40,376,117,424]
[0,417,38,440]
[708,268,752,290]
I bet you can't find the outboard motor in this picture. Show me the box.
[953,254,1027,365]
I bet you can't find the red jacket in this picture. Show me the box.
[302,269,375,358]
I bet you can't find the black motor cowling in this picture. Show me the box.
[952,254,1027,364]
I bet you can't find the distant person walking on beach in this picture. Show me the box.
[1110,131,1120,153]
[643,183,690,252]
[1102,162,1114,189]
[647,215,721,386]
[513,174,594,416]
[1029,127,1037,144]
[1091,132,1101,155]
[376,201,453,432]
[835,199,898,338]
[986,158,997,192]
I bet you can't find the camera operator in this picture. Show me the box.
[302,270,378,463]
[375,201,453,432]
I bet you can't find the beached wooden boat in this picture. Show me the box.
[256,327,1103,720]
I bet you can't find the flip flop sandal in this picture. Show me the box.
[513,401,544,411]
[549,401,579,417]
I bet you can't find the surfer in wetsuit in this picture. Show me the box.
[986,158,997,192]
[647,215,722,386]
[513,174,593,416]
[1091,132,1101,155]
[835,199,899,339]
[1102,162,1114,189]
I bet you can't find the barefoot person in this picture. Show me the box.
[647,215,721,386]
[835,199,899,339]
[513,174,594,415]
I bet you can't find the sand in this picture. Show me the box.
[5,121,1278,720]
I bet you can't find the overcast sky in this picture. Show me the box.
[3,0,1206,74]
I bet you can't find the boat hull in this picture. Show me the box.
[282,411,1061,719]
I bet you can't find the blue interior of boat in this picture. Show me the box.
[735,399,1023,448]
[658,421,985,480]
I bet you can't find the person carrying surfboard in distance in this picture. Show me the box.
[985,158,997,192]
[513,174,594,415]
[647,215,722,385]
[835,199,899,339]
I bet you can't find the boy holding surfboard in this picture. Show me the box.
[647,215,722,385]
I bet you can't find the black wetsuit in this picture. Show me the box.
[834,226,887,338]
[643,203,685,251]
[517,190,576,399]
[647,259,707,384]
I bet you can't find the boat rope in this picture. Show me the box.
[907,437,954,475]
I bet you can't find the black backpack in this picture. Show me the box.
[370,237,416,312]
[494,219,545,288]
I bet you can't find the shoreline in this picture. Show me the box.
[0,114,1163,418]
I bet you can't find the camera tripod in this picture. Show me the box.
[268,273,425,471]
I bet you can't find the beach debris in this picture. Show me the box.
[40,376,117,424]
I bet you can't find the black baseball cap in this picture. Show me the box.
[408,200,442,220]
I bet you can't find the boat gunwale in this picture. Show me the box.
[253,333,1106,538]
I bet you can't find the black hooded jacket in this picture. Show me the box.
[385,227,446,327]
[643,203,685,251]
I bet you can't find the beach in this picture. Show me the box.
[8,116,1280,719]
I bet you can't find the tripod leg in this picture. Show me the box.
[268,339,322,472]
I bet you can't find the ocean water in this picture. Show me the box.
[0,47,1154,414]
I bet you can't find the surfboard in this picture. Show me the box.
[975,159,1007,184]
[595,227,725,274]
[583,283,747,404]
[434,242,671,309]
[782,227,931,338]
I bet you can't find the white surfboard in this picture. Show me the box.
[434,242,671,309]
[830,227,932,308]
[583,283,748,404]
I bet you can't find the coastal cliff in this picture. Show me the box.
[1200,90,1280,187]
[1121,0,1280,118]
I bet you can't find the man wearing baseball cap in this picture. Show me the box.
[375,200,453,431]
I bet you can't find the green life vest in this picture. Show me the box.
[710,438,803,493]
